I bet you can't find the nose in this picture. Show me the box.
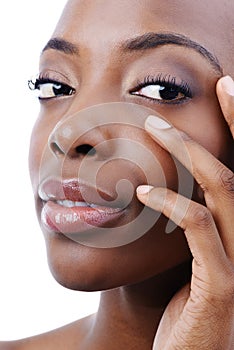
[51,141,97,158]
[49,118,104,159]
[50,126,96,159]
[48,104,117,160]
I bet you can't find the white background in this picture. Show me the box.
[0,1,99,341]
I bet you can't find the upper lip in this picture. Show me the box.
[38,178,120,208]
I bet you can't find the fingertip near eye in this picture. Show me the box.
[217,75,234,97]
[216,75,234,134]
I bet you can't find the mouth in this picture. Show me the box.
[38,178,126,234]
[55,200,103,208]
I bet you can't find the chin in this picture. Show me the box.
[43,223,191,292]
[48,259,118,292]
[45,234,114,292]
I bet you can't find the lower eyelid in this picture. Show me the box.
[130,92,192,106]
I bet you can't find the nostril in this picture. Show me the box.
[75,144,97,156]
[50,141,97,158]
[50,142,65,157]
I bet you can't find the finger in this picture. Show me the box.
[144,115,234,257]
[216,75,234,137]
[136,186,228,274]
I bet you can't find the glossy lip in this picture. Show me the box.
[38,178,126,234]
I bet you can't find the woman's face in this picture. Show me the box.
[29,0,234,291]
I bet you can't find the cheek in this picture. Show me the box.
[167,98,230,162]
[29,117,53,193]
[188,104,229,160]
[113,126,181,191]
[29,101,72,190]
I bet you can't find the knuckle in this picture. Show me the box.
[217,166,234,194]
[189,205,213,229]
[179,130,193,142]
[164,190,177,209]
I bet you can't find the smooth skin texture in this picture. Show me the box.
[1,0,234,349]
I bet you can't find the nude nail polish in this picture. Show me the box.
[221,75,234,96]
[146,115,172,130]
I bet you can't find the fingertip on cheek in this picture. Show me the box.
[145,115,172,131]
[136,185,154,196]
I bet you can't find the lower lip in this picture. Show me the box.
[41,201,124,234]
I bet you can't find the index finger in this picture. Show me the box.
[144,116,234,257]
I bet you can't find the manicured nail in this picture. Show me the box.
[136,185,154,195]
[221,75,234,96]
[146,115,172,130]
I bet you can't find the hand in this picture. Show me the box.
[137,76,234,349]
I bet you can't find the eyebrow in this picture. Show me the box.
[123,32,222,74]
[43,38,78,55]
[42,32,222,74]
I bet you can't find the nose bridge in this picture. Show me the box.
[71,64,121,110]
[69,51,122,112]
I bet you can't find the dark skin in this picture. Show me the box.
[1,0,234,349]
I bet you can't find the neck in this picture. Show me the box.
[90,262,191,349]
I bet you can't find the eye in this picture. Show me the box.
[28,77,75,100]
[131,75,192,103]
[135,85,185,101]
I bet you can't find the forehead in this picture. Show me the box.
[53,0,234,74]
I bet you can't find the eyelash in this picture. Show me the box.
[130,74,192,104]
[28,74,76,100]
[28,73,192,104]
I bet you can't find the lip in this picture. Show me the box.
[38,178,126,234]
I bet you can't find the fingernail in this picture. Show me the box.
[221,75,234,96]
[136,185,154,195]
[146,115,172,130]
